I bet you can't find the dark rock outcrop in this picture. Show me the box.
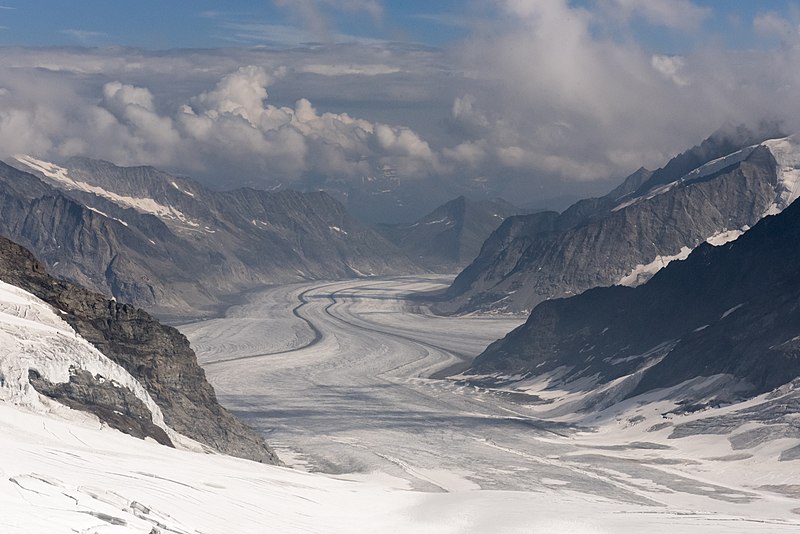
[28,368,174,447]
[470,197,800,407]
[0,236,279,464]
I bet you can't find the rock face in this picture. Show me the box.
[0,236,279,464]
[28,368,174,447]
[469,196,800,409]
[436,125,795,314]
[377,196,519,272]
[2,156,421,317]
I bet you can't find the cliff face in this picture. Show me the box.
[0,236,279,464]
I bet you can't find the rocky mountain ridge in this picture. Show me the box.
[466,196,800,414]
[3,156,421,317]
[435,126,798,315]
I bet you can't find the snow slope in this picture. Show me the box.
[763,135,800,214]
[4,389,800,533]
[2,276,799,531]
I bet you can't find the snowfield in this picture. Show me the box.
[2,276,800,532]
[180,276,800,531]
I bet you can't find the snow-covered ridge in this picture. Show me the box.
[612,144,760,212]
[85,205,128,227]
[13,155,201,228]
[613,136,800,214]
[612,135,800,286]
[763,135,800,214]
[680,144,759,184]
[425,216,453,226]
[171,180,195,197]
[0,278,177,441]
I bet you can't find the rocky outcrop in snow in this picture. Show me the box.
[0,236,279,464]
[0,277,177,446]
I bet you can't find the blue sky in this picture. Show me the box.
[0,0,469,48]
[0,1,796,51]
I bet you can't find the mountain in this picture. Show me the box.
[377,196,519,272]
[434,125,798,314]
[466,195,800,413]
[3,156,421,317]
[0,235,278,463]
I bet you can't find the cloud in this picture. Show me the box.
[754,11,798,42]
[299,63,400,76]
[60,29,109,45]
[273,0,383,41]
[651,54,689,86]
[0,3,797,206]
[191,66,275,126]
[602,0,711,31]
[440,0,800,183]
[0,56,446,190]
[214,21,385,47]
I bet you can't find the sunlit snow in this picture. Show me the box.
[13,155,201,228]
[2,275,797,532]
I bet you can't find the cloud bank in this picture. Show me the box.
[0,0,797,207]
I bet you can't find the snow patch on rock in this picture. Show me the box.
[763,135,800,215]
[13,155,201,228]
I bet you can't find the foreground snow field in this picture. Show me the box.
[2,276,799,532]
[10,401,800,534]
[179,276,800,530]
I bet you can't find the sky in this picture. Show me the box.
[0,1,798,216]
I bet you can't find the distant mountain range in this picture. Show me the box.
[467,194,800,412]
[3,156,421,317]
[377,196,519,272]
[434,124,799,315]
